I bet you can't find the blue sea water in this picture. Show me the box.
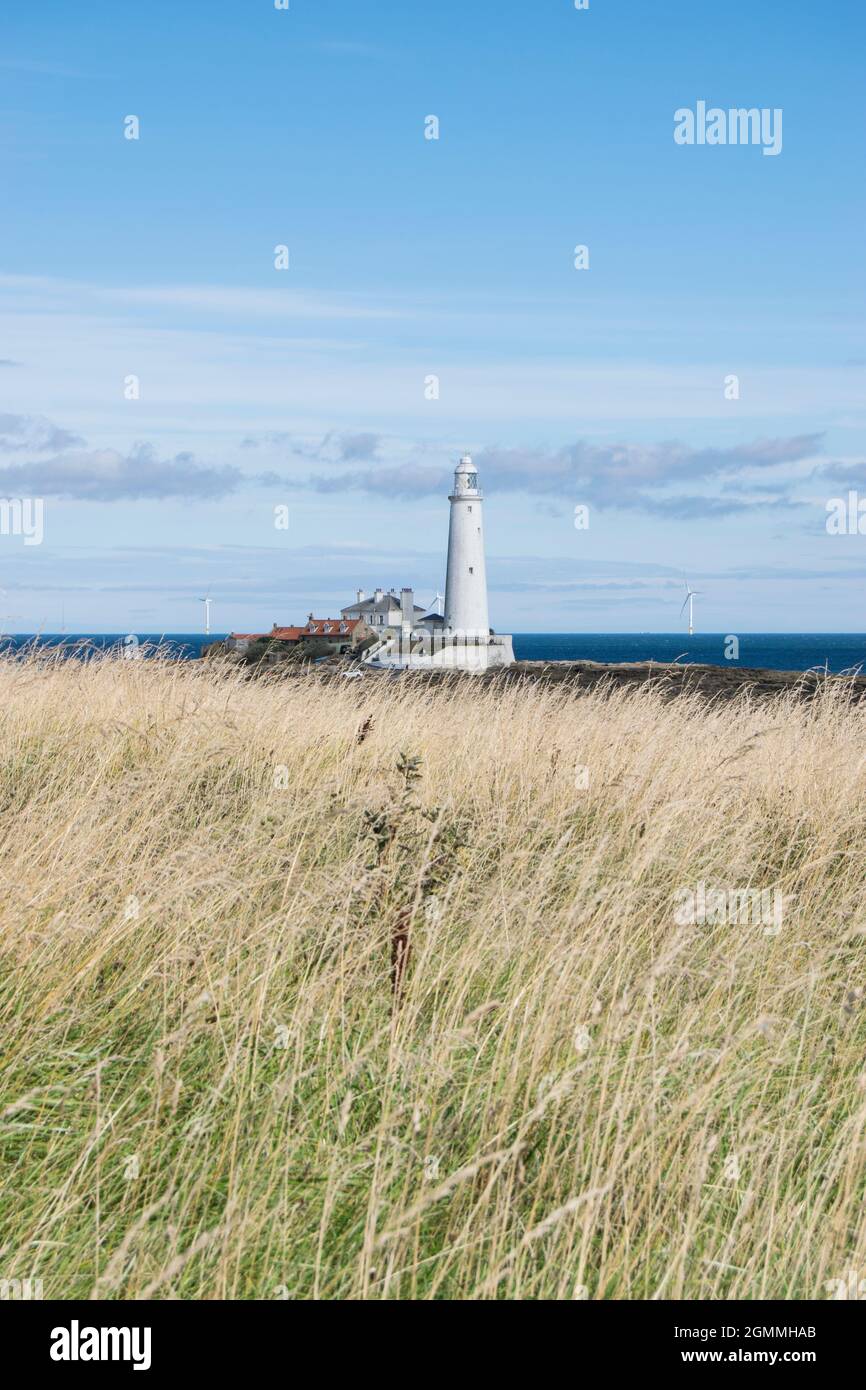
[511,633,866,674]
[3,633,866,674]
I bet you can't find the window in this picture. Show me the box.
[466,473,478,488]
[468,505,472,513]
[323,624,332,633]
[469,566,474,575]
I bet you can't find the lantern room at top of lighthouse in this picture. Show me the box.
[451,455,481,497]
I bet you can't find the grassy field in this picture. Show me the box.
[1,652,865,1300]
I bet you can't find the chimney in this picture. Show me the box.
[400,587,414,625]
[374,587,383,603]
[356,589,365,603]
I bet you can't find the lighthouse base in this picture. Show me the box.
[363,632,515,672]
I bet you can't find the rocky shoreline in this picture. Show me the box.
[483,659,866,700]
[343,657,866,702]
[218,644,866,702]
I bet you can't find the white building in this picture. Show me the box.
[341,587,428,632]
[352,454,514,671]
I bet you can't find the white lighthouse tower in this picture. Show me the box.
[358,451,514,671]
[444,455,489,639]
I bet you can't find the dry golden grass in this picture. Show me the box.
[1,651,865,1300]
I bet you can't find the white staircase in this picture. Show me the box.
[362,636,395,667]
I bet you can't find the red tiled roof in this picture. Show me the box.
[230,617,361,642]
[278,617,360,638]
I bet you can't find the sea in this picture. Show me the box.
[3,633,866,675]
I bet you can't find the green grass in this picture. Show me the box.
[1,652,865,1299]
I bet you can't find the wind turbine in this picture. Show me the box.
[0,591,20,638]
[430,591,445,616]
[680,579,703,636]
[199,593,213,636]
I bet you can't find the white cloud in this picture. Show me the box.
[0,273,401,321]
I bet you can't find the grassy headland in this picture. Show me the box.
[1,652,865,1299]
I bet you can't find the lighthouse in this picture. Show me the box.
[444,455,490,639]
[354,451,513,670]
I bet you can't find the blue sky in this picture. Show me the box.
[1,0,864,633]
